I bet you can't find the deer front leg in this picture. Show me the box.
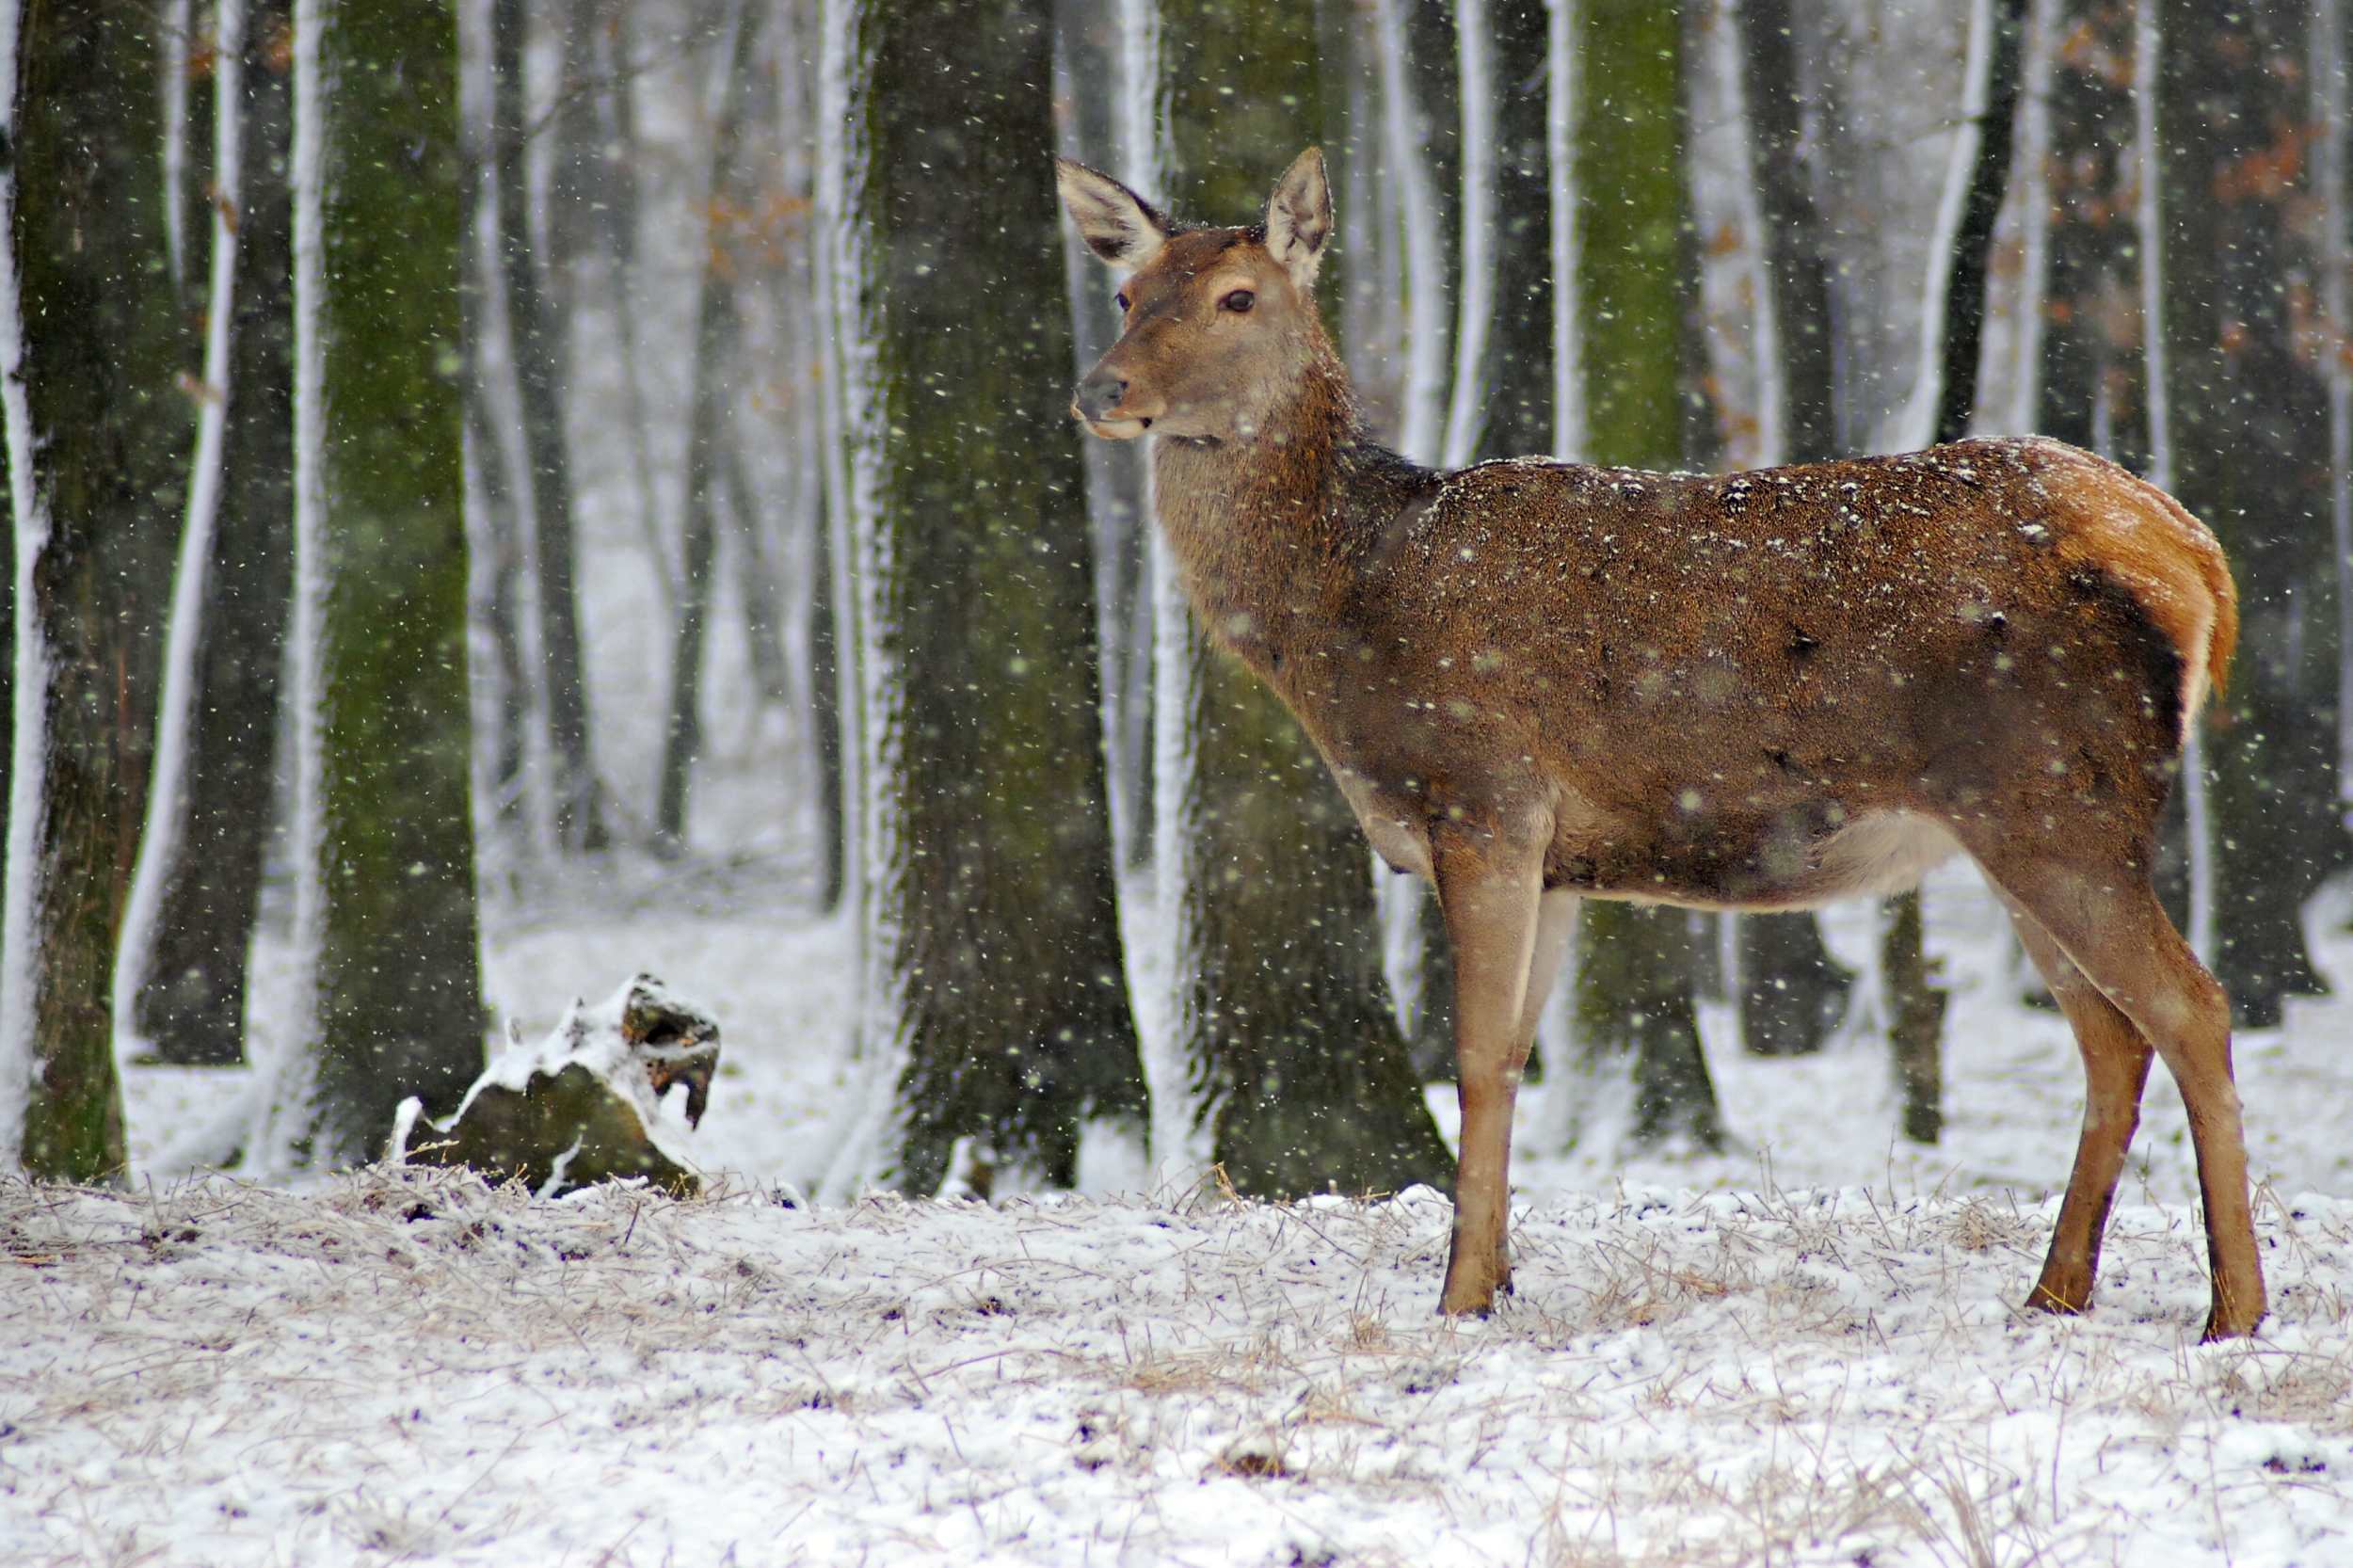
[1433,829,1545,1317]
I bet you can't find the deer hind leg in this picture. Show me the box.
[1433,832,1545,1317]
[1971,845,2265,1341]
[1997,898,2154,1317]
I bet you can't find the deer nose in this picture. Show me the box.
[1073,368,1129,423]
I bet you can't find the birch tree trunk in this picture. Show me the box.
[0,0,196,1176]
[129,0,296,1068]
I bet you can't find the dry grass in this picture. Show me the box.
[4,1167,2346,1567]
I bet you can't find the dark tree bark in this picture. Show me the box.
[290,0,486,1163]
[2037,0,2149,471]
[807,479,847,911]
[491,0,607,852]
[1881,0,2028,1141]
[2,0,196,1176]
[842,0,1148,1190]
[135,0,297,1068]
[1730,0,1856,1059]
[1152,0,1453,1196]
[1565,0,1725,1153]
[2153,0,2344,1026]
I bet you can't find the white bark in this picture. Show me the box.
[115,0,248,1059]
[1546,0,1584,458]
[1112,0,1210,1177]
[243,0,333,1178]
[0,0,46,1163]
[1899,0,1993,451]
[1370,0,1449,465]
[161,0,195,290]
[815,0,914,1201]
[1440,0,1497,470]
[2007,0,2059,435]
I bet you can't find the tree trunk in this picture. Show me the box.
[1,0,195,1176]
[1878,0,2025,1141]
[491,0,607,853]
[1562,0,1724,1155]
[828,0,1147,1192]
[2153,0,2343,1027]
[655,8,756,856]
[280,0,486,1164]
[1728,0,1856,1059]
[133,0,297,1069]
[1147,0,1453,1196]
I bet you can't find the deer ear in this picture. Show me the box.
[1056,158,1170,271]
[1265,147,1332,289]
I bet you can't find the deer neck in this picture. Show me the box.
[1149,348,1428,679]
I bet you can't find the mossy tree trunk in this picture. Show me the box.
[840,0,1147,1191]
[136,0,296,1068]
[287,0,486,1163]
[1152,0,1453,1196]
[2154,0,2343,1027]
[1,0,196,1176]
[1564,0,1725,1154]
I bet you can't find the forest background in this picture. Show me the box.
[2,0,2347,1213]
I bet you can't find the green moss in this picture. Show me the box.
[1156,0,1450,1198]
[303,0,484,1163]
[857,0,1146,1189]
[10,0,195,1178]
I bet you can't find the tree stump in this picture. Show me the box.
[398,975,720,1196]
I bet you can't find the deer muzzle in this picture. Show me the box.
[1072,364,1153,440]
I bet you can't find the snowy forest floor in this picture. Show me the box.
[9,851,2353,1565]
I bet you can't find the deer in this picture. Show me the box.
[1055,146,2264,1342]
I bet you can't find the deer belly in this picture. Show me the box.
[1547,807,1963,911]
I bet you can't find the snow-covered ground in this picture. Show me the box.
[8,851,2353,1566]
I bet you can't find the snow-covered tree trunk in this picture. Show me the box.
[654,2,756,856]
[1,0,197,1176]
[491,0,607,854]
[1559,0,1724,1158]
[262,0,485,1167]
[821,0,1147,1196]
[117,0,296,1070]
[1140,0,1451,1198]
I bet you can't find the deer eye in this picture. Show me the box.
[1114,292,1130,312]
[1221,289,1256,312]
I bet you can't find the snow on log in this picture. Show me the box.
[397,976,720,1197]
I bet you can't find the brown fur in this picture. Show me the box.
[1058,149,2265,1340]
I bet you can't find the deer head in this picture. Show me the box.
[1057,148,1334,443]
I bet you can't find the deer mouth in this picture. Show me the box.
[1078,411,1152,440]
